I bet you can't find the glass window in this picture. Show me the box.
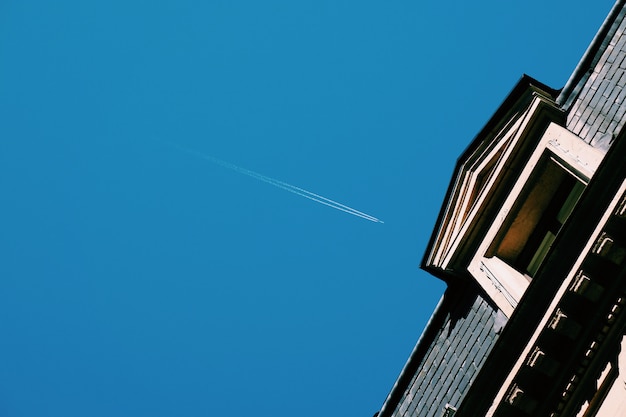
[488,156,585,277]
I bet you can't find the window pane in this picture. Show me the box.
[526,232,556,276]
[491,156,585,277]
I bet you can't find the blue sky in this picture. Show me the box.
[0,1,614,416]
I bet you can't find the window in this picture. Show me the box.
[487,155,585,277]
[440,404,457,417]
[466,122,603,316]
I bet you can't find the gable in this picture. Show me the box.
[424,87,563,280]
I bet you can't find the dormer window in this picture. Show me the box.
[488,156,585,277]
[466,122,603,316]
[423,81,604,317]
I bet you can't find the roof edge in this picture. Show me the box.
[557,0,626,108]
[420,75,558,276]
[377,293,447,417]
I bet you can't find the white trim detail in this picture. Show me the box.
[469,122,602,316]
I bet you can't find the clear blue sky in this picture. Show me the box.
[0,1,614,416]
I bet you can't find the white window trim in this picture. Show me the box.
[485,179,626,417]
[468,122,603,317]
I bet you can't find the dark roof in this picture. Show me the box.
[557,0,626,108]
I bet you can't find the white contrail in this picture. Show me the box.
[213,160,382,223]
[239,170,382,223]
[164,142,384,224]
[243,172,382,223]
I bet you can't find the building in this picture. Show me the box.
[377,1,626,416]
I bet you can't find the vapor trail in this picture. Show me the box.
[213,160,382,223]
[165,142,384,224]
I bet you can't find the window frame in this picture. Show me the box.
[487,153,587,277]
[468,122,603,316]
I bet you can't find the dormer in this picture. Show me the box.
[422,76,604,317]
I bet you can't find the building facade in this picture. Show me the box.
[377,1,626,416]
